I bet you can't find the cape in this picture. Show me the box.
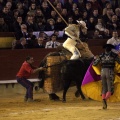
[81,61,120,102]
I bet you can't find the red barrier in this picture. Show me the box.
[0,47,104,81]
[0,49,55,80]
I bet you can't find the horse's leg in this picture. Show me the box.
[75,78,85,100]
[49,93,60,101]
[62,79,71,102]
[75,90,80,97]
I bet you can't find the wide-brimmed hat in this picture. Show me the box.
[103,44,115,49]
[76,20,88,29]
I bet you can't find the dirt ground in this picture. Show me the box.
[0,86,120,120]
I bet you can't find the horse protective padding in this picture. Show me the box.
[76,42,94,59]
[43,55,70,94]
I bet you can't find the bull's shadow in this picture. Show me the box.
[35,50,93,102]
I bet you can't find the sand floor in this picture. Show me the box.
[0,86,120,120]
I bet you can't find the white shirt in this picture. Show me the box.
[107,37,120,46]
[45,41,61,48]
[107,37,120,53]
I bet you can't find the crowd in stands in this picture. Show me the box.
[0,0,120,49]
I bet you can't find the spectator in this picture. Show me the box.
[53,0,61,6]
[28,2,36,14]
[0,6,14,31]
[55,16,66,31]
[61,8,68,22]
[77,0,86,13]
[107,15,120,30]
[107,31,120,54]
[102,29,112,39]
[45,34,61,48]
[49,10,57,21]
[70,2,78,15]
[13,15,24,32]
[22,0,29,10]
[67,16,74,24]
[28,0,40,6]
[90,0,102,15]
[39,31,49,41]
[64,0,74,15]
[91,9,100,24]
[14,37,28,49]
[95,17,106,32]
[27,29,37,48]
[82,10,89,23]
[102,1,112,15]
[41,1,51,20]
[115,8,120,21]
[98,0,110,9]
[87,17,95,30]
[111,0,120,9]
[16,2,28,21]
[15,24,28,40]
[34,36,45,48]
[0,0,5,11]
[72,8,82,22]
[12,9,19,21]
[36,19,46,31]
[55,2,63,13]
[102,8,114,25]
[34,8,45,23]
[0,17,9,32]
[93,30,103,39]
[53,0,65,7]
[84,2,92,18]
[45,18,56,31]
[5,1,12,11]
[16,2,25,15]
[54,30,65,40]
[11,39,18,50]
[25,14,38,31]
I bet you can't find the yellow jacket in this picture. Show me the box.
[65,24,80,41]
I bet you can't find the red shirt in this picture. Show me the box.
[16,61,34,79]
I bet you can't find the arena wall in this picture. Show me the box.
[0,46,104,95]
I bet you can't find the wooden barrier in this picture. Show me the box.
[88,39,108,46]
[0,32,15,48]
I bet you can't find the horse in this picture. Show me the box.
[61,59,87,102]
[35,42,94,102]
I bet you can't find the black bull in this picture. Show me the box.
[36,52,93,102]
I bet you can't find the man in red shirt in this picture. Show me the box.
[16,56,45,102]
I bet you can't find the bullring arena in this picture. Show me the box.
[0,46,120,120]
[0,0,120,120]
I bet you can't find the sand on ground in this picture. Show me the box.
[0,86,120,120]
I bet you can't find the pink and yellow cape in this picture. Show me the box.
[81,62,120,102]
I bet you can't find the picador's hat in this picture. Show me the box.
[103,44,115,49]
[76,20,88,29]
